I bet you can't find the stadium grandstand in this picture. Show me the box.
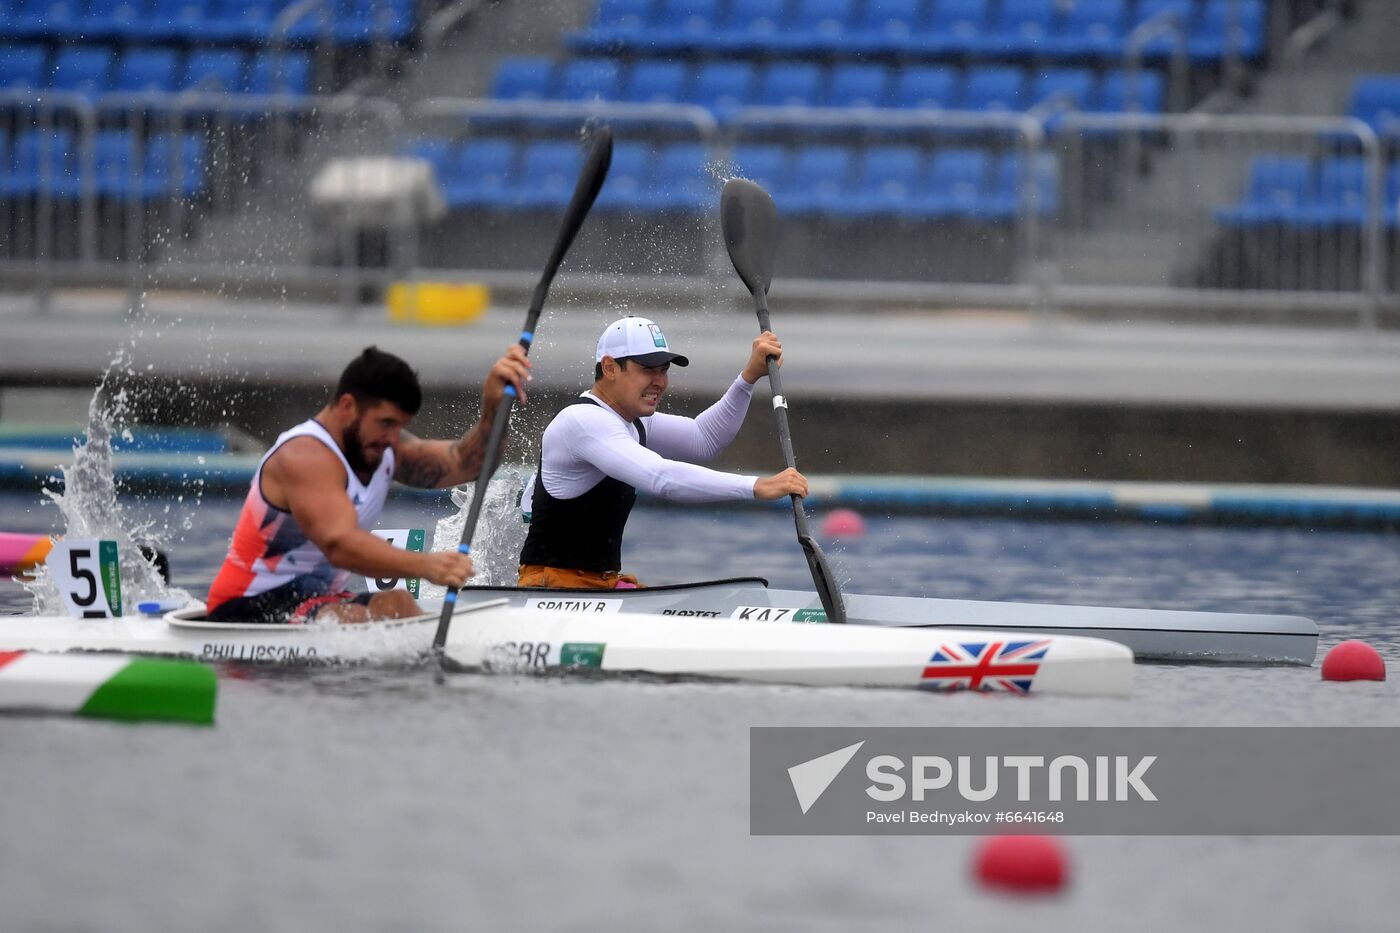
[0,0,1395,321]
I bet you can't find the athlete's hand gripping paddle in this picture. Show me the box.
[720,178,847,625]
[433,127,614,650]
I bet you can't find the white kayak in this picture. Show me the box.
[441,601,1134,697]
[464,577,1318,665]
[0,599,1133,697]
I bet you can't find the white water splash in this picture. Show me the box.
[24,354,192,615]
[419,464,533,598]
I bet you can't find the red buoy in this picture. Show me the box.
[973,835,1068,894]
[1321,641,1386,682]
[819,508,867,538]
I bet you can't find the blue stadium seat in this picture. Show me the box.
[915,0,990,57]
[771,0,856,55]
[11,0,85,40]
[139,133,206,198]
[569,0,655,53]
[0,45,47,90]
[138,0,211,43]
[180,49,245,93]
[85,0,144,43]
[1095,69,1166,113]
[647,0,722,54]
[114,48,180,93]
[1031,68,1094,109]
[48,46,115,97]
[1,129,78,197]
[775,145,852,215]
[91,132,140,198]
[706,0,788,55]
[649,142,711,211]
[403,137,453,179]
[959,66,1024,112]
[1133,0,1195,57]
[247,51,312,95]
[1215,156,1313,227]
[983,150,1059,219]
[555,58,621,101]
[1045,0,1127,59]
[975,0,1057,58]
[624,59,688,103]
[198,0,276,44]
[1189,0,1266,61]
[595,141,654,211]
[892,65,959,110]
[1293,157,1369,228]
[492,57,555,101]
[1030,68,1095,130]
[834,145,923,217]
[331,0,415,45]
[848,0,922,56]
[440,138,517,209]
[1347,75,1400,142]
[912,147,992,219]
[687,60,754,123]
[515,140,585,208]
[825,63,890,109]
[729,143,787,191]
[754,62,823,108]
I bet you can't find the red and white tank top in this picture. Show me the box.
[206,419,395,610]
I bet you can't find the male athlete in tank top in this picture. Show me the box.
[518,316,808,589]
[207,344,530,623]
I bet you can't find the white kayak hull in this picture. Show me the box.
[442,604,1134,697]
[464,578,1319,665]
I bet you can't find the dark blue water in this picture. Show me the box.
[2,490,1398,932]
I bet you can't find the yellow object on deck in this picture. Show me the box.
[387,282,490,326]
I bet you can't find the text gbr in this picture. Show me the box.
[866,755,1157,802]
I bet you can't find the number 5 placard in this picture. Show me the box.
[49,539,123,619]
[366,529,426,598]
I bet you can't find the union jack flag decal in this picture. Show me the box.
[918,639,1053,695]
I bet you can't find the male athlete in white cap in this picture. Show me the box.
[517,316,807,589]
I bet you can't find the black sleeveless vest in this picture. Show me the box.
[519,397,647,573]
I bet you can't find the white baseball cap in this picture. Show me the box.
[595,316,690,368]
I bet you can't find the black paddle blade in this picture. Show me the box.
[531,127,613,320]
[721,178,778,296]
[798,534,848,624]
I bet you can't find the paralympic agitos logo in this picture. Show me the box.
[788,741,1157,814]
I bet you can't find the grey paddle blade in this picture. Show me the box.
[799,534,846,623]
[721,178,778,296]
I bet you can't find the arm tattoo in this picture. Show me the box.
[394,446,449,489]
[392,425,490,489]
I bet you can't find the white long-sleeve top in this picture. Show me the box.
[523,374,759,510]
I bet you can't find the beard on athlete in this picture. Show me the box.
[341,412,386,475]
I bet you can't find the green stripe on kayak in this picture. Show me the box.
[78,658,217,726]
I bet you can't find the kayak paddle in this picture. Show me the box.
[433,126,614,650]
[720,177,847,624]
